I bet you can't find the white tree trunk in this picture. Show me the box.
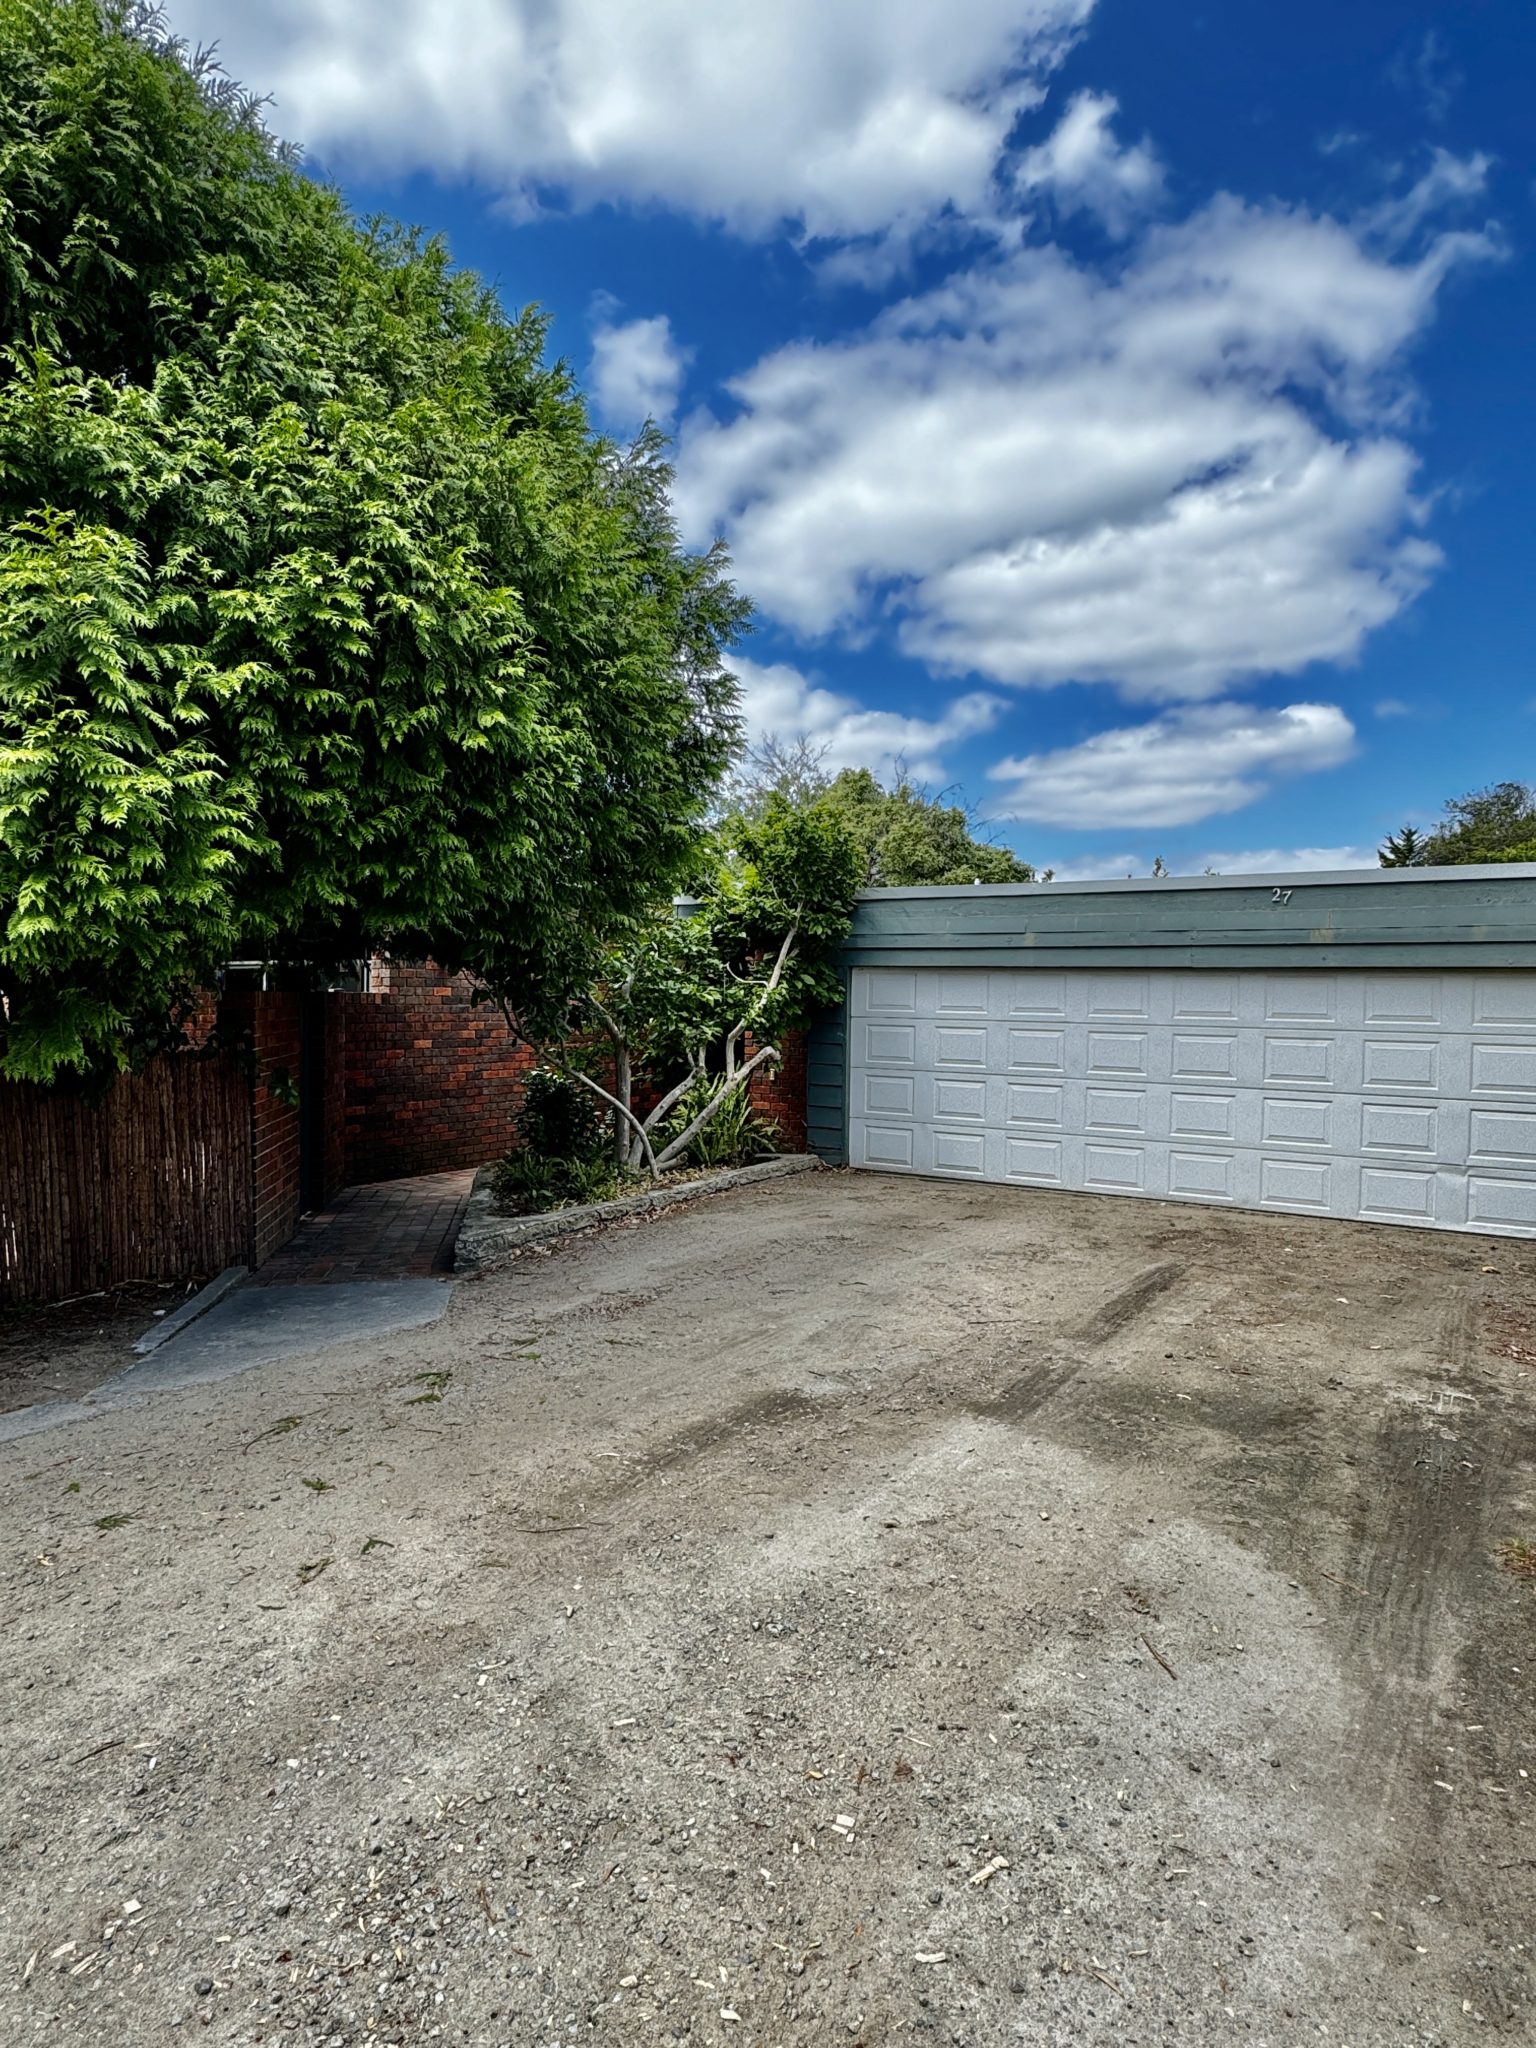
[651,1043,779,1170]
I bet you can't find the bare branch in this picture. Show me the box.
[653,1045,779,1170]
[588,994,625,1047]
[722,919,801,1081]
[640,1057,707,1137]
[497,993,659,1177]
[563,1067,660,1177]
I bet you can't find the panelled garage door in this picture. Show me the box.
[847,967,1536,1237]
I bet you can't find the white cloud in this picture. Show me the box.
[589,313,690,429]
[174,0,1094,239]
[1187,844,1379,875]
[1040,843,1378,880]
[1039,850,1144,879]
[987,702,1357,828]
[1389,29,1461,126]
[732,655,1002,783]
[1362,147,1492,250]
[677,195,1491,699]
[1013,90,1162,235]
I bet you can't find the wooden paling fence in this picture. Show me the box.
[0,1053,253,1306]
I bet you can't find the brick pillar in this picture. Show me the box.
[746,1028,808,1152]
[219,988,305,1268]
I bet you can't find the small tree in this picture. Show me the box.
[495,800,863,1177]
[1378,823,1428,867]
[1423,781,1536,864]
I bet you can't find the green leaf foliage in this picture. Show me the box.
[638,798,865,1064]
[660,1072,781,1168]
[724,739,1033,887]
[1378,822,1428,868]
[1379,783,1536,870]
[0,1,745,1079]
[820,769,1035,886]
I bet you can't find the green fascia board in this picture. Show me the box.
[840,866,1536,968]
[840,943,1536,970]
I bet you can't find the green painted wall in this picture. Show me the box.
[804,867,1536,1164]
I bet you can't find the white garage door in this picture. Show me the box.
[847,967,1536,1237]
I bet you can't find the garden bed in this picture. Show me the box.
[453,1153,822,1274]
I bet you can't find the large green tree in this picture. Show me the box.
[0,0,745,1080]
[1379,782,1536,868]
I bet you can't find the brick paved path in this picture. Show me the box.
[248,1170,475,1285]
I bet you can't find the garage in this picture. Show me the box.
[808,864,1536,1238]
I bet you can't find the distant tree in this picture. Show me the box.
[0,1,745,1080]
[1425,782,1536,864]
[1378,824,1429,867]
[1381,782,1536,869]
[725,737,1033,886]
[722,732,834,815]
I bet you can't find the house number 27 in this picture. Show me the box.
[1271,887,1293,905]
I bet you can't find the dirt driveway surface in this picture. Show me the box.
[3,1172,1533,2046]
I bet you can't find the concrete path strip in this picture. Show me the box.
[0,1279,452,1443]
[132,1264,249,1354]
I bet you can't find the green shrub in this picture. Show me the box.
[490,1067,625,1214]
[491,1149,627,1215]
[662,1077,781,1169]
[518,1069,606,1164]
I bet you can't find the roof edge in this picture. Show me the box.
[857,864,1536,902]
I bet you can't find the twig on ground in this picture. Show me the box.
[1140,1634,1177,1680]
[71,1737,126,1766]
[1087,1966,1131,2001]
[242,1415,304,1454]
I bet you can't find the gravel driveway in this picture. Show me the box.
[3,1171,1533,2045]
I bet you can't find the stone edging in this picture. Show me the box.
[454,1155,823,1275]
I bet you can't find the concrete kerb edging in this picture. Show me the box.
[455,1154,823,1275]
[131,1263,249,1355]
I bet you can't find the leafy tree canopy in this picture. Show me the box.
[1379,782,1536,868]
[0,0,745,1080]
[726,734,1034,886]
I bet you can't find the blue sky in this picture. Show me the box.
[178,0,1533,876]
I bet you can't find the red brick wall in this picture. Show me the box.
[748,1028,808,1152]
[78,975,811,1287]
[338,964,535,1183]
[182,987,221,1048]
